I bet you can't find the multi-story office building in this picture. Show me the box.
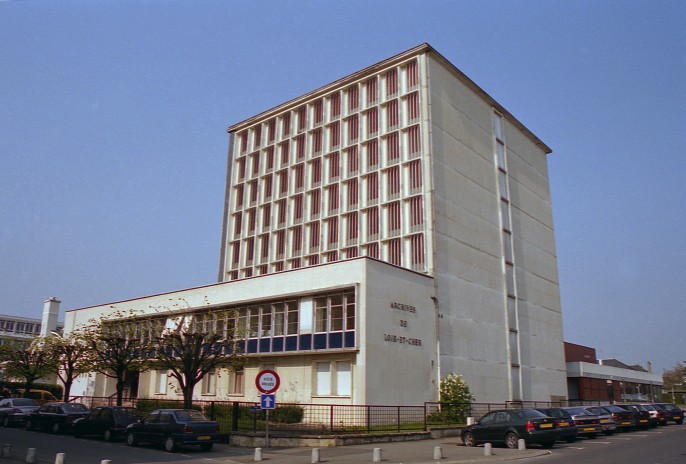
[65,44,567,404]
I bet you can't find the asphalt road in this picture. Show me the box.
[518,424,686,464]
[0,423,684,464]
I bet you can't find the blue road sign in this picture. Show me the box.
[260,394,276,409]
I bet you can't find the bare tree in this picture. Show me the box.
[150,309,244,409]
[42,332,92,401]
[82,312,150,406]
[0,338,57,396]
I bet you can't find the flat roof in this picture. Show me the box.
[227,43,551,155]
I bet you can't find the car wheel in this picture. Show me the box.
[126,432,138,447]
[677,420,683,425]
[25,419,34,431]
[542,441,555,449]
[603,430,613,436]
[462,431,475,447]
[52,422,61,434]
[2,416,9,427]
[505,432,519,449]
[587,433,597,439]
[564,437,576,443]
[164,436,177,452]
[103,429,113,442]
[200,443,213,452]
[74,426,83,438]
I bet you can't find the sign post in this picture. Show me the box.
[255,370,280,448]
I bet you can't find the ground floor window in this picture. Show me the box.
[314,361,352,397]
[201,371,216,395]
[227,369,244,395]
[155,370,168,394]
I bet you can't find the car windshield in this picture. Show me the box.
[62,404,89,413]
[642,404,656,411]
[518,409,547,419]
[603,405,626,413]
[12,399,38,406]
[113,408,139,419]
[174,410,209,422]
[566,407,592,415]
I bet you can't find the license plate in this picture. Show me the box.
[583,427,595,431]
[639,419,648,423]
[558,421,569,427]
[601,419,609,423]
[674,416,683,420]
[197,436,211,440]
[540,423,553,428]
[621,421,631,425]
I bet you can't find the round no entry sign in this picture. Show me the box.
[255,369,280,394]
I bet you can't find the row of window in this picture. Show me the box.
[0,320,41,335]
[236,60,419,154]
[231,193,424,246]
[233,127,424,206]
[155,360,353,398]
[226,232,425,280]
[233,158,424,217]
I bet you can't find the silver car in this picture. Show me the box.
[0,398,40,427]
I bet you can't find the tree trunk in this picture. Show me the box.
[182,382,195,409]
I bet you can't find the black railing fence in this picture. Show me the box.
[70,396,598,436]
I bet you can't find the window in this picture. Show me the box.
[295,134,306,161]
[385,132,399,163]
[312,128,323,154]
[329,121,340,150]
[346,146,359,175]
[313,98,324,126]
[267,118,276,143]
[330,92,341,118]
[326,184,339,214]
[228,370,244,395]
[365,77,377,106]
[407,125,421,157]
[407,159,422,193]
[409,233,425,269]
[386,166,400,199]
[347,115,359,144]
[314,297,328,333]
[386,100,399,130]
[281,113,291,137]
[315,361,352,397]
[408,196,423,229]
[366,108,378,137]
[311,158,322,187]
[405,59,418,89]
[365,140,378,169]
[406,91,420,121]
[156,371,168,394]
[297,105,307,132]
[347,85,359,112]
[202,371,216,395]
[385,68,398,98]
[387,238,402,266]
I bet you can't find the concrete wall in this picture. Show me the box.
[426,53,566,402]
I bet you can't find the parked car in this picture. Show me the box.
[579,406,617,435]
[25,402,90,434]
[126,409,222,452]
[12,389,58,405]
[616,404,652,429]
[587,405,634,432]
[73,406,142,441]
[533,407,577,443]
[0,398,40,427]
[638,403,660,427]
[651,403,673,425]
[461,409,560,449]
[563,407,603,438]
[654,403,684,425]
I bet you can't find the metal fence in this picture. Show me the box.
[70,396,596,436]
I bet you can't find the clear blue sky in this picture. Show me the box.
[1,1,684,375]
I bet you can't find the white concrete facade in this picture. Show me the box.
[65,43,566,404]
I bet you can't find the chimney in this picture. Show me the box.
[40,297,61,336]
[647,361,652,373]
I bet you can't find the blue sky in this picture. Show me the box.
[1,1,684,375]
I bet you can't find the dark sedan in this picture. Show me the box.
[616,404,652,429]
[461,409,560,449]
[533,407,577,443]
[563,407,603,438]
[587,405,635,432]
[73,406,142,441]
[25,402,90,434]
[126,409,223,452]
[0,398,40,427]
[654,403,684,424]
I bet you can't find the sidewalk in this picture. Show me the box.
[217,437,551,464]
